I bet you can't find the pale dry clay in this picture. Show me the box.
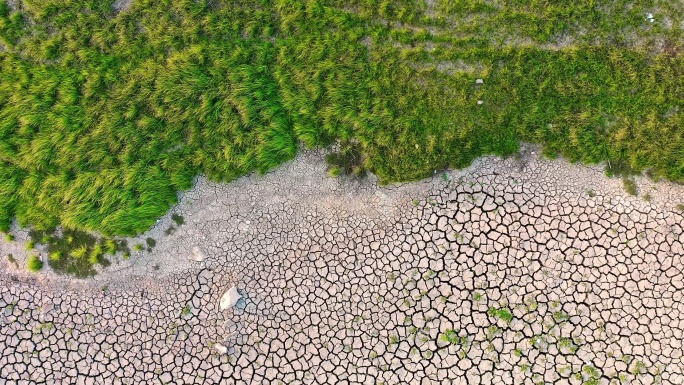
[0,146,682,384]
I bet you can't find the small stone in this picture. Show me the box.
[476,79,484,84]
[477,100,484,105]
[220,287,241,310]
[191,246,206,262]
[214,343,228,354]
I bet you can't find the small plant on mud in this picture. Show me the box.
[622,178,637,196]
[630,361,646,375]
[171,214,185,226]
[146,238,156,251]
[27,255,43,272]
[552,311,570,323]
[70,246,88,259]
[582,365,601,385]
[488,307,513,323]
[558,338,578,354]
[440,329,467,345]
[104,239,117,255]
[146,238,156,247]
[327,166,341,177]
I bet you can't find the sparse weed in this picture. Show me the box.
[488,307,513,323]
[171,214,185,226]
[623,178,638,196]
[27,255,43,272]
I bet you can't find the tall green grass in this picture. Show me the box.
[0,0,682,235]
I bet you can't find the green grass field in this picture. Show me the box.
[0,0,682,236]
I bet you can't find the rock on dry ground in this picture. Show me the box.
[1,145,684,384]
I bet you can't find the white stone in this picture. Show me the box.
[477,100,484,105]
[220,287,241,310]
[191,246,206,262]
[214,343,228,354]
[475,79,484,84]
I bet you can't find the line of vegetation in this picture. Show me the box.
[0,0,682,236]
[27,228,129,277]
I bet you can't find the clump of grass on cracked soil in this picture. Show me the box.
[165,215,184,235]
[146,237,156,252]
[26,255,43,272]
[623,178,638,196]
[487,307,514,323]
[27,229,129,278]
[171,214,185,226]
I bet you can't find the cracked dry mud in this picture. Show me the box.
[2,147,684,384]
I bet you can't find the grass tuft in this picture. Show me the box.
[171,214,185,226]
[27,255,43,272]
[623,178,638,196]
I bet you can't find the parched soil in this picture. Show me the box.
[1,146,684,384]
